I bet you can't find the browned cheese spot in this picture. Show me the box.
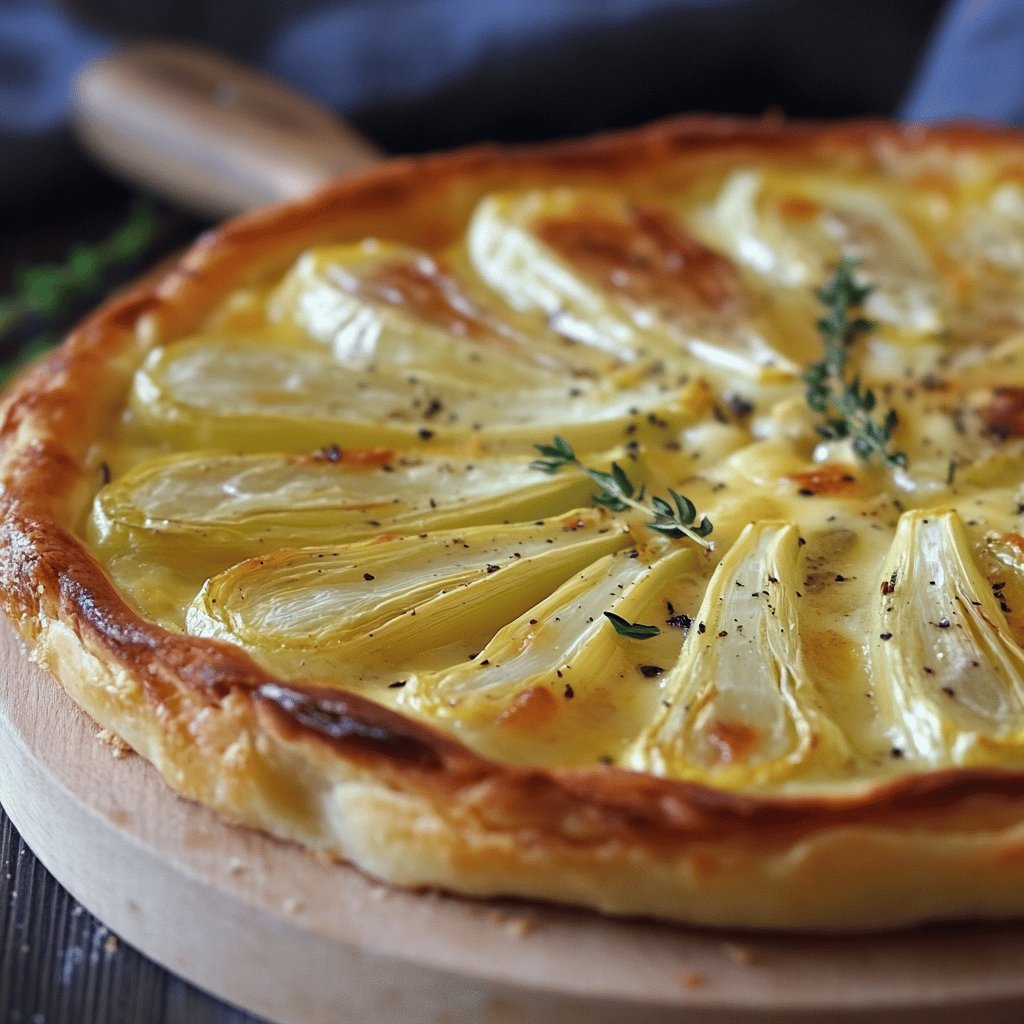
[706,720,761,767]
[497,686,559,731]
[536,203,741,311]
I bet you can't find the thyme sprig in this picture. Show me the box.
[803,258,907,468]
[531,435,713,549]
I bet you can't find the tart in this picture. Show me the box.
[6,116,1024,930]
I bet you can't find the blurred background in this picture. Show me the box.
[0,0,1021,376]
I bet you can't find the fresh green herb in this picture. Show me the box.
[803,258,907,468]
[531,436,713,549]
[0,201,159,384]
[603,612,661,640]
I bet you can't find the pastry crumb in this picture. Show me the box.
[484,908,535,937]
[103,934,119,956]
[679,970,706,990]
[503,915,534,938]
[721,941,754,966]
[96,729,133,759]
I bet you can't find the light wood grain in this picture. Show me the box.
[2,617,1024,1023]
[72,43,383,217]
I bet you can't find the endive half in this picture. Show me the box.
[690,169,945,337]
[405,543,696,728]
[467,188,801,381]
[130,336,701,453]
[88,448,606,572]
[628,521,850,788]
[871,509,1024,765]
[186,510,630,683]
[267,240,606,380]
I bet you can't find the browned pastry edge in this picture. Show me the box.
[7,115,1024,928]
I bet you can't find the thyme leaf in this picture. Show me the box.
[804,258,907,469]
[603,612,661,640]
[531,435,713,548]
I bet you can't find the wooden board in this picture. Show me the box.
[2,616,1024,1024]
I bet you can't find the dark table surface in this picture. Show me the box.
[0,806,263,1024]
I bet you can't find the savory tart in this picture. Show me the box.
[7,116,1024,930]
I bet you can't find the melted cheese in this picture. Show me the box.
[89,151,1024,795]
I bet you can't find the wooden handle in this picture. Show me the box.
[72,43,385,218]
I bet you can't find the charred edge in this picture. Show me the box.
[59,571,267,701]
[257,683,453,771]
[0,508,265,701]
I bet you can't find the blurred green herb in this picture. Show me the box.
[531,435,713,549]
[0,201,159,384]
[803,258,907,468]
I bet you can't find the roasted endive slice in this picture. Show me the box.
[88,448,603,571]
[871,509,1024,765]
[690,169,944,336]
[957,178,1024,273]
[947,178,1024,333]
[404,543,695,729]
[266,240,585,382]
[185,511,630,683]
[628,522,848,787]
[129,337,696,453]
[467,188,798,380]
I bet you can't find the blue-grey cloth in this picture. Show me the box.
[0,0,1018,206]
[903,0,1024,122]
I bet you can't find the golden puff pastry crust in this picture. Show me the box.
[8,116,1024,929]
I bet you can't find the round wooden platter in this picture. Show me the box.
[2,617,1024,1024]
